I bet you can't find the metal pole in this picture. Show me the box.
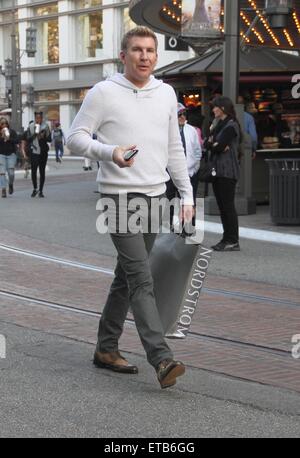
[10,0,22,134]
[223,0,240,102]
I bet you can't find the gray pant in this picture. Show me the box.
[96,193,173,368]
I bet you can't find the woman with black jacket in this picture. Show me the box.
[207,96,242,251]
[0,117,18,198]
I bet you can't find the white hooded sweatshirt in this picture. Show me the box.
[67,74,193,204]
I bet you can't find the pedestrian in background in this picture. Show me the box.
[0,117,18,198]
[186,105,204,146]
[24,111,51,198]
[166,103,202,228]
[238,95,258,158]
[67,26,194,389]
[52,122,66,163]
[207,96,241,252]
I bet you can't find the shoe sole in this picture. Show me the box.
[93,358,138,374]
[213,246,240,252]
[159,364,185,389]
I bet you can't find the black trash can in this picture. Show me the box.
[265,159,300,225]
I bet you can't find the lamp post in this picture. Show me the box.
[10,0,22,134]
[222,0,240,103]
[7,0,37,133]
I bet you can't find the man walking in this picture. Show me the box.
[166,103,202,228]
[67,26,194,389]
[51,122,66,163]
[24,112,51,198]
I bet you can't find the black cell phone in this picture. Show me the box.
[124,149,139,161]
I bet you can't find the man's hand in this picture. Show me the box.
[179,205,195,223]
[113,145,137,168]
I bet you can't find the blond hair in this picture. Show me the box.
[121,26,158,52]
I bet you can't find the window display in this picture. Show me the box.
[33,4,58,16]
[123,7,136,34]
[32,4,59,64]
[240,85,300,150]
[34,105,59,126]
[75,0,102,8]
[74,12,103,60]
[35,19,59,64]
[72,88,89,101]
[34,91,59,102]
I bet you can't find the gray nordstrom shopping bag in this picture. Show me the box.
[149,232,212,339]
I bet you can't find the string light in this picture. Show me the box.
[293,11,300,34]
[161,2,181,24]
[247,0,280,46]
[240,31,250,43]
[240,11,264,43]
[283,28,294,47]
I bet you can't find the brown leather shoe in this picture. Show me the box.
[156,359,185,389]
[93,350,138,374]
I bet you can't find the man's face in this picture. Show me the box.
[120,36,158,88]
[35,114,43,124]
[178,111,187,127]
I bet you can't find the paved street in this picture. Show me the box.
[0,158,300,438]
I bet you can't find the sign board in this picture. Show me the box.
[181,0,222,38]
[165,36,189,51]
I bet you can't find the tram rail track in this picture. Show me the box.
[1,242,299,309]
[0,288,292,358]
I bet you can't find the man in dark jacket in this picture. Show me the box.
[24,112,51,198]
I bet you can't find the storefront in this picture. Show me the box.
[129,0,300,208]
[155,46,300,203]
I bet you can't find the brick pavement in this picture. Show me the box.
[0,230,300,393]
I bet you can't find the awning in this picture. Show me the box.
[155,46,300,77]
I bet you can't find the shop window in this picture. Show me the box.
[75,0,102,8]
[0,1,13,8]
[34,91,59,102]
[0,10,17,23]
[35,18,59,64]
[0,24,13,59]
[123,7,136,34]
[74,12,103,60]
[33,4,58,16]
[183,93,202,108]
[35,105,59,126]
[72,88,90,101]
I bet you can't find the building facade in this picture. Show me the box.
[0,0,194,132]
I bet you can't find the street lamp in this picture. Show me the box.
[10,0,22,134]
[265,0,293,28]
[26,27,37,57]
[9,0,37,134]
[0,59,13,108]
